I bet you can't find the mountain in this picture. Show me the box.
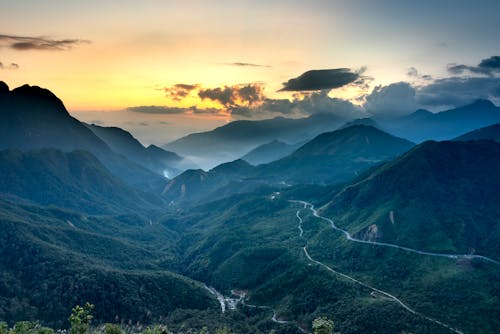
[321,140,500,257]
[241,140,301,165]
[0,149,162,215]
[0,82,165,190]
[255,125,415,184]
[0,197,217,328]
[86,123,184,177]
[340,117,380,129]
[161,159,256,203]
[163,113,348,169]
[377,99,500,142]
[453,123,500,142]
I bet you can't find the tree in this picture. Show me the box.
[103,324,122,334]
[312,317,334,334]
[69,303,94,334]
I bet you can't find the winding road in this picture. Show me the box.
[291,200,500,265]
[294,205,464,333]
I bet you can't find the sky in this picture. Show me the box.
[1,0,499,144]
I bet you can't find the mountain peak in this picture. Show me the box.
[10,83,68,115]
[469,99,495,108]
[0,81,9,93]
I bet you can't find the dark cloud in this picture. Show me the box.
[0,34,89,51]
[364,82,417,116]
[479,56,500,70]
[0,61,19,70]
[198,84,265,107]
[416,76,500,107]
[278,68,361,91]
[139,122,149,126]
[90,119,104,125]
[161,83,199,101]
[224,62,271,68]
[447,55,500,76]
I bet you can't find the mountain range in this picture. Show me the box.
[1,81,499,333]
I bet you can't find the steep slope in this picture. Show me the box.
[256,125,415,184]
[378,99,500,142]
[0,198,217,327]
[163,113,348,169]
[241,140,301,165]
[321,140,500,257]
[86,123,184,177]
[161,159,255,203]
[0,82,164,189]
[453,123,500,142]
[168,190,500,333]
[0,149,162,215]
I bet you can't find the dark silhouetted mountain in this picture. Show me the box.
[241,140,301,165]
[163,113,348,169]
[377,99,500,142]
[86,123,184,177]
[255,125,415,184]
[162,159,255,203]
[322,140,500,257]
[453,123,500,142]
[340,117,380,129]
[0,82,165,189]
[0,149,162,215]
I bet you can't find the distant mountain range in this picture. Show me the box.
[85,123,185,178]
[163,113,349,169]
[163,99,500,169]
[163,125,415,203]
[254,125,414,184]
[453,123,500,142]
[241,140,302,165]
[375,99,500,142]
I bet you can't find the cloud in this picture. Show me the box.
[198,83,265,108]
[223,62,271,68]
[416,76,500,107]
[407,67,432,80]
[478,56,500,70]
[160,83,199,101]
[447,55,500,76]
[364,82,417,116]
[278,68,361,91]
[0,34,89,51]
[0,61,19,70]
[127,106,189,114]
[126,105,222,115]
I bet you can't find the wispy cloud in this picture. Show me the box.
[222,62,271,68]
[0,34,89,51]
[447,56,500,76]
[126,105,221,115]
[159,83,199,101]
[0,61,19,70]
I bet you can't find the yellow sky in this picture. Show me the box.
[2,0,499,143]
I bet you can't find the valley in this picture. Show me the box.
[0,81,499,333]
